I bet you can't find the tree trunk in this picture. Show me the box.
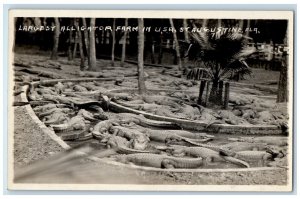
[150,35,156,64]
[88,18,97,71]
[74,19,85,69]
[209,80,221,105]
[51,17,60,60]
[183,19,189,42]
[202,19,208,28]
[137,18,146,94]
[72,31,78,59]
[82,18,90,66]
[238,19,244,29]
[67,19,73,61]
[158,33,163,64]
[121,18,128,67]
[277,54,288,102]
[197,80,206,105]
[111,18,116,66]
[169,18,182,70]
[245,20,250,37]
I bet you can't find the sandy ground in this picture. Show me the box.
[12,53,288,186]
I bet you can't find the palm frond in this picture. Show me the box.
[187,24,255,82]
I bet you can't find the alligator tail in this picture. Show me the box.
[163,157,203,169]
[44,117,62,125]
[116,146,151,154]
[13,101,30,106]
[51,123,72,133]
[182,137,213,146]
[223,156,250,168]
[139,116,180,129]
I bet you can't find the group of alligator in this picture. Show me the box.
[22,80,288,170]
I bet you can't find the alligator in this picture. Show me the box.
[91,119,120,139]
[109,126,148,140]
[28,90,43,101]
[96,134,152,157]
[109,126,150,150]
[87,104,104,113]
[101,135,150,154]
[115,153,204,169]
[73,85,88,92]
[29,100,56,107]
[170,146,250,168]
[33,104,70,113]
[176,142,237,156]
[43,110,68,125]
[38,107,73,118]
[228,136,288,147]
[51,115,86,133]
[43,94,104,108]
[140,95,183,109]
[35,87,58,96]
[114,100,186,119]
[54,82,65,94]
[142,129,213,145]
[229,150,279,167]
[86,105,108,120]
[148,129,214,140]
[114,113,179,129]
[176,104,201,120]
[114,100,165,111]
[78,82,100,91]
[220,141,270,152]
[77,109,98,122]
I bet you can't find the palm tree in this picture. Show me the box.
[187,25,255,105]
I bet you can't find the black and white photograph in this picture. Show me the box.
[7,10,293,191]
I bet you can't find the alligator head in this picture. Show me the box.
[130,134,150,151]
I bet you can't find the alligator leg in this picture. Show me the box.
[161,159,175,169]
[94,149,118,158]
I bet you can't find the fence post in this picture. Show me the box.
[218,80,224,105]
[205,81,210,106]
[224,82,230,109]
[197,80,206,105]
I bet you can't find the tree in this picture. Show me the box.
[72,27,78,59]
[50,17,60,60]
[67,19,73,61]
[82,18,90,66]
[188,23,255,105]
[74,18,85,69]
[277,53,288,102]
[111,18,116,66]
[88,18,97,71]
[169,18,182,69]
[183,19,189,42]
[277,24,289,103]
[137,18,146,94]
[121,18,128,67]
